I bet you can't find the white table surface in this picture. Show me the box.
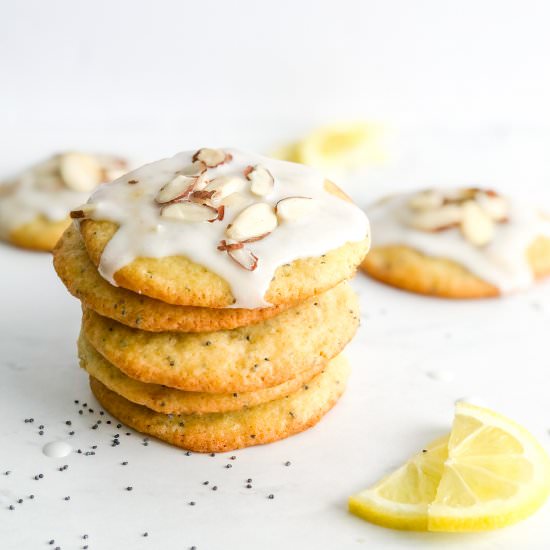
[2,132,550,549]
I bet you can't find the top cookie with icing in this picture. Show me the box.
[76,148,370,309]
[362,187,550,297]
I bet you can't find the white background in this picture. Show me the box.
[2,2,550,550]
[2,0,550,173]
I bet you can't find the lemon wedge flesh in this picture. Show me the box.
[349,402,550,532]
[271,122,387,172]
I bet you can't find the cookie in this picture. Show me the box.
[79,334,326,415]
[80,215,368,308]
[8,215,71,252]
[90,354,350,453]
[53,227,292,332]
[362,239,550,298]
[0,152,128,252]
[81,281,359,392]
[77,148,369,309]
[362,189,550,298]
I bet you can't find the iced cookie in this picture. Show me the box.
[362,188,550,298]
[79,334,327,415]
[81,281,359,393]
[53,227,297,332]
[76,148,369,308]
[0,152,128,251]
[90,354,349,453]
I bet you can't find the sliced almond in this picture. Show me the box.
[245,165,275,196]
[161,201,219,222]
[217,239,244,251]
[204,176,247,206]
[179,161,207,177]
[226,203,278,241]
[192,148,229,168]
[475,191,508,222]
[227,247,258,271]
[408,190,444,211]
[189,190,215,203]
[69,203,96,219]
[409,204,463,231]
[460,200,495,246]
[59,153,103,192]
[104,167,128,182]
[220,192,251,209]
[444,188,480,203]
[156,175,202,204]
[215,205,225,222]
[276,196,315,222]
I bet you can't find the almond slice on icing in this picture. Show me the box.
[220,192,251,209]
[192,148,230,168]
[156,175,202,204]
[408,190,444,211]
[460,200,495,246]
[69,203,96,219]
[178,161,208,177]
[215,205,225,222]
[161,201,219,222]
[409,204,463,231]
[444,188,480,203]
[226,203,278,241]
[204,176,247,206]
[227,247,258,271]
[276,196,315,222]
[217,239,244,251]
[475,191,508,222]
[189,190,215,203]
[244,165,275,196]
[59,153,103,192]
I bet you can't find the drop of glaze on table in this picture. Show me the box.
[426,369,454,382]
[42,441,72,458]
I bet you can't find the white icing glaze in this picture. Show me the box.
[42,441,72,458]
[84,148,369,309]
[368,191,550,293]
[0,154,127,239]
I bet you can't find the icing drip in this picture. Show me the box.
[84,149,369,309]
[368,191,550,293]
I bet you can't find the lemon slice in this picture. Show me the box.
[429,403,550,531]
[297,121,387,171]
[349,403,550,532]
[349,435,449,530]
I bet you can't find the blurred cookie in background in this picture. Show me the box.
[361,187,550,298]
[0,152,128,251]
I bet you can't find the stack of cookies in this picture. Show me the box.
[53,148,370,452]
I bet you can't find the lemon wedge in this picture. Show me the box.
[349,402,550,532]
[298,122,387,170]
[271,121,387,172]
